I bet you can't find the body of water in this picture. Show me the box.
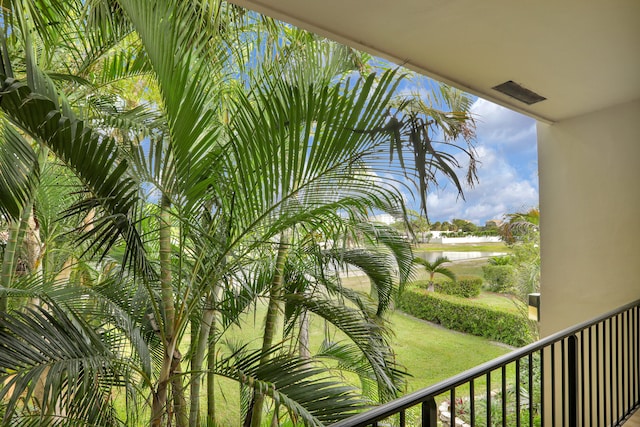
[416,251,506,262]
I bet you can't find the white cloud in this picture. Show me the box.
[426,141,539,224]
[471,98,537,147]
[373,78,540,224]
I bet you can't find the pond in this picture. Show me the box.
[415,251,507,262]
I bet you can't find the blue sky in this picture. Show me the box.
[385,79,540,225]
[425,97,539,225]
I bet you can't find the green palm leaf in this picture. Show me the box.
[0,302,129,427]
[0,118,39,219]
[283,294,406,402]
[216,345,369,426]
[0,76,153,277]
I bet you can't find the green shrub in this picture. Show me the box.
[488,255,513,266]
[482,264,517,293]
[436,275,483,298]
[397,288,531,347]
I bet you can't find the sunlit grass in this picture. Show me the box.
[389,312,513,392]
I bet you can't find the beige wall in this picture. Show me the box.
[537,99,640,337]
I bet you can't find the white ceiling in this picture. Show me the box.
[230,0,640,123]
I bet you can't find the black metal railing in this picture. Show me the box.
[332,299,640,427]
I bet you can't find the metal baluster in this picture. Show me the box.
[616,315,620,424]
[422,397,437,427]
[551,343,556,427]
[502,365,507,427]
[451,388,456,427]
[580,330,585,427]
[635,306,639,407]
[625,310,630,417]
[589,325,598,425]
[541,349,545,427]
[516,358,521,427]
[568,335,578,427]
[609,317,613,426]
[562,339,566,426]
[487,372,492,427]
[529,353,534,427]
[470,379,475,427]
[595,324,600,427]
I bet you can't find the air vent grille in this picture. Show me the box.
[492,81,546,105]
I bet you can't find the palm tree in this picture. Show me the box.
[413,256,456,292]
[0,1,480,426]
[500,208,540,245]
[387,78,479,220]
[500,208,541,303]
[1,2,408,426]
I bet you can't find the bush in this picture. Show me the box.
[436,275,483,298]
[488,255,513,266]
[397,288,531,347]
[482,264,517,293]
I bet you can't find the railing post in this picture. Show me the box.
[422,397,437,427]
[568,335,578,427]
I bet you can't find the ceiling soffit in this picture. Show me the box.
[230,0,640,123]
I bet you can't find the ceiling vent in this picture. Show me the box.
[492,80,546,105]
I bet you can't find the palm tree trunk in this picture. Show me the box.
[0,203,31,313]
[246,235,289,427]
[172,352,189,427]
[159,194,175,343]
[189,292,216,427]
[206,322,216,427]
[298,309,310,359]
[151,193,187,427]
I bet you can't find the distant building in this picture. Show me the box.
[369,214,397,225]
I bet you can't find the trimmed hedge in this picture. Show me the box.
[482,264,517,293]
[437,276,482,298]
[397,288,531,347]
[414,276,483,298]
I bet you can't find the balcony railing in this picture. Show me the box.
[332,299,640,427]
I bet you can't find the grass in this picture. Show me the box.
[209,304,515,425]
[389,311,512,392]
[471,291,523,313]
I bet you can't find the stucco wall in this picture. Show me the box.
[537,99,640,337]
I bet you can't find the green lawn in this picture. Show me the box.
[389,311,512,392]
[471,291,523,313]
[210,297,515,424]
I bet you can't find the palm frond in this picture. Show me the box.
[220,69,403,259]
[216,345,370,426]
[316,341,386,402]
[0,76,153,278]
[0,118,38,219]
[116,0,228,206]
[283,294,406,402]
[0,302,129,426]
